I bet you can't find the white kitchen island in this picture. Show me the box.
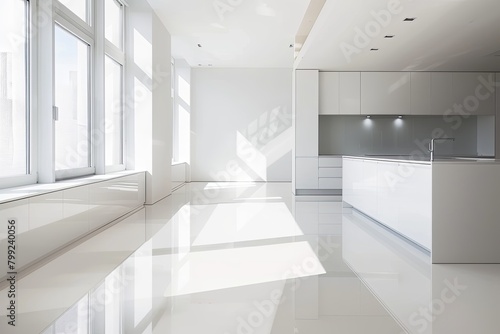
[343,156,500,264]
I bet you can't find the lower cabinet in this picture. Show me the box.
[318,156,343,190]
[342,158,431,250]
[0,172,146,281]
[296,157,318,189]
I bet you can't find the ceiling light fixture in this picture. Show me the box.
[366,115,371,119]
[398,115,403,119]
[403,17,416,22]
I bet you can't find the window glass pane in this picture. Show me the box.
[58,0,88,23]
[54,25,90,171]
[105,0,123,49]
[0,1,27,178]
[105,56,123,166]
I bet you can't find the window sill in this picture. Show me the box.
[0,170,145,205]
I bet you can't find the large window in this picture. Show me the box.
[54,25,91,173]
[104,56,123,166]
[58,0,90,24]
[105,0,123,50]
[104,0,125,171]
[0,0,29,179]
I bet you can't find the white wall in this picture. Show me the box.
[191,68,292,182]
[126,0,173,204]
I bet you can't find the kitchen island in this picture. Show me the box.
[342,155,500,263]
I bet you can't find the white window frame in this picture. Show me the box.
[53,5,95,180]
[0,0,36,190]
[104,0,126,173]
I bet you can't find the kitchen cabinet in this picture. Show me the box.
[296,157,319,189]
[360,72,410,115]
[339,72,361,114]
[319,72,339,115]
[318,156,342,190]
[295,70,319,157]
[430,73,454,115]
[343,157,431,250]
[452,73,495,115]
[410,72,431,115]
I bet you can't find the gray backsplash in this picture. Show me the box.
[319,115,494,157]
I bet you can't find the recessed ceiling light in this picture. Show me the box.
[366,115,371,119]
[370,48,379,51]
[384,35,395,38]
[398,115,403,119]
[404,17,416,22]
[197,43,202,47]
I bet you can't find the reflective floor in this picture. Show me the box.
[2,182,500,334]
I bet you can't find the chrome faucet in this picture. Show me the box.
[429,137,455,161]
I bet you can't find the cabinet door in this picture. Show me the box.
[319,72,339,115]
[339,72,361,114]
[295,70,319,156]
[452,73,495,115]
[296,157,318,189]
[361,72,410,115]
[430,73,453,115]
[410,72,431,115]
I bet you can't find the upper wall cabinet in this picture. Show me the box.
[319,72,340,115]
[361,72,411,115]
[430,73,454,115]
[452,73,495,116]
[339,72,361,114]
[410,72,431,115]
[295,70,319,157]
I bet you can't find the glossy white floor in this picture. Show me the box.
[1,182,500,334]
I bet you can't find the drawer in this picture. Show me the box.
[318,178,343,189]
[319,167,342,178]
[319,157,342,167]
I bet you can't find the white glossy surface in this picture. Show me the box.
[319,168,342,179]
[295,70,319,157]
[343,157,432,249]
[410,72,431,115]
[432,163,500,263]
[0,173,145,281]
[361,72,411,115]
[452,73,495,115]
[430,73,454,115]
[339,72,361,115]
[2,183,500,333]
[319,72,340,115]
[296,157,319,189]
[318,156,342,167]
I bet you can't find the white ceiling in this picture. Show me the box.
[147,0,311,68]
[295,0,500,71]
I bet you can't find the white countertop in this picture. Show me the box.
[343,155,498,165]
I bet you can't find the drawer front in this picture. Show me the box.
[319,157,342,167]
[319,167,342,178]
[318,178,343,189]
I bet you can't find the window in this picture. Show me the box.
[105,0,125,171]
[105,0,124,50]
[54,25,91,173]
[0,0,29,179]
[104,56,123,166]
[58,0,90,24]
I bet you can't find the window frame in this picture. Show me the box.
[104,0,126,173]
[0,0,36,189]
[53,16,95,180]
